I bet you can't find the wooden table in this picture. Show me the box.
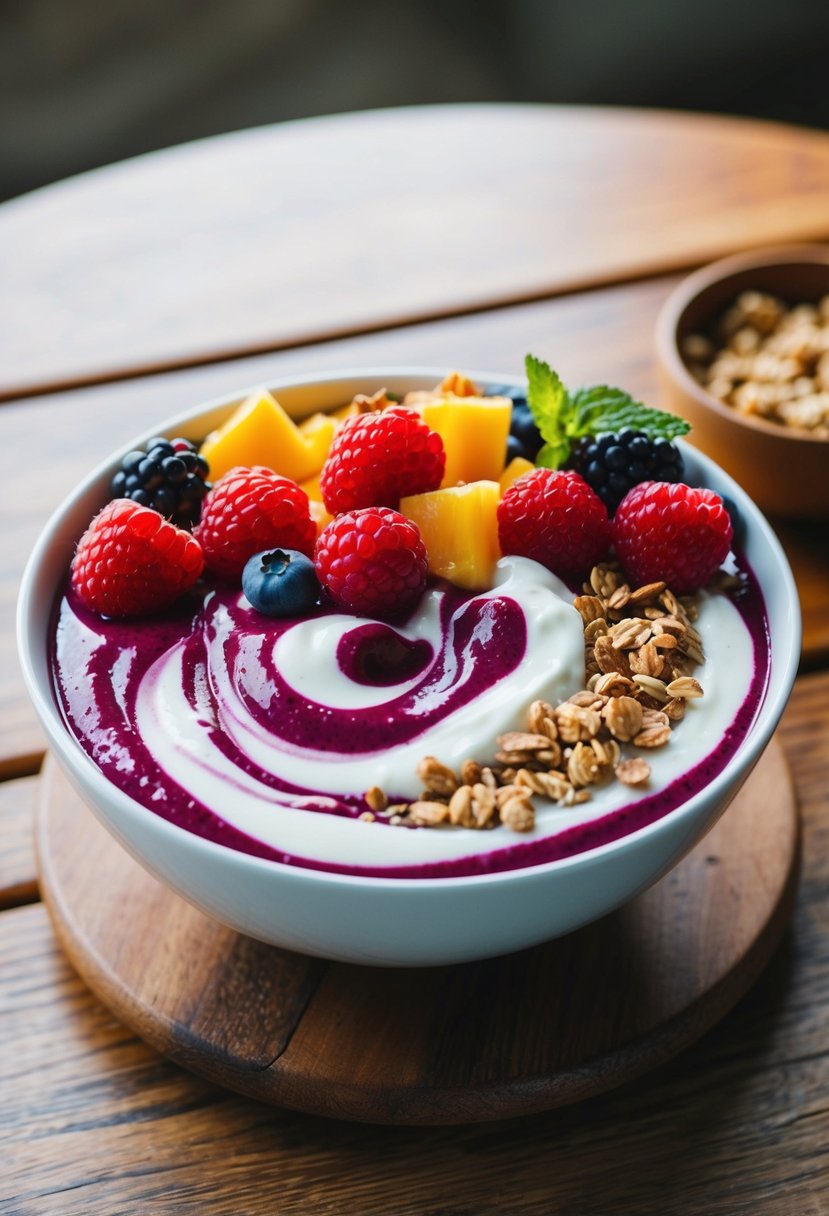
[3,105,829,1213]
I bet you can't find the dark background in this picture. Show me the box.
[3,0,829,202]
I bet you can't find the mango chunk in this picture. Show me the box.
[417,395,511,488]
[299,412,338,470]
[199,389,321,483]
[500,456,535,495]
[400,481,501,590]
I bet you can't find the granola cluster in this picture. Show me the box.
[683,290,829,435]
[362,563,708,834]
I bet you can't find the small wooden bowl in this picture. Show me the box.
[655,245,829,519]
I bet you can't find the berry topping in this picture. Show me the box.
[612,481,733,593]
[71,499,204,618]
[110,437,210,528]
[242,548,320,617]
[497,468,612,581]
[194,466,317,580]
[314,507,428,618]
[568,428,685,514]
[320,408,445,514]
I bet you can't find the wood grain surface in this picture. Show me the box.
[35,743,798,1125]
[4,275,829,773]
[5,106,829,399]
[0,673,824,1213]
[0,774,37,908]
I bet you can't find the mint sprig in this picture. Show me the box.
[525,355,690,469]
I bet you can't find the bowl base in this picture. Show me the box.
[36,743,798,1126]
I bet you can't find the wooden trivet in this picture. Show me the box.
[36,741,798,1126]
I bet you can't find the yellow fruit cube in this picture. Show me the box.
[299,471,324,502]
[199,389,320,483]
[400,481,501,590]
[499,456,535,495]
[418,395,511,488]
[298,412,338,470]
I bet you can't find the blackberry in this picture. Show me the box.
[111,437,211,528]
[568,429,685,514]
[488,384,543,463]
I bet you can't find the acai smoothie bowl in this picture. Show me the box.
[18,361,800,965]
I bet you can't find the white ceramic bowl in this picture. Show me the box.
[18,369,801,966]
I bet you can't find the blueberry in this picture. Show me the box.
[242,549,320,617]
[111,470,127,496]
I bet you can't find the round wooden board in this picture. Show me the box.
[36,741,799,1126]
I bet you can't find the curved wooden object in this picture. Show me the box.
[6,105,829,397]
[37,740,798,1125]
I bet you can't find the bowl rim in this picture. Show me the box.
[17,365,802,890]
[656,242,829,444]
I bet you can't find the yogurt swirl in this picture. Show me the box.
[52,555,768,877]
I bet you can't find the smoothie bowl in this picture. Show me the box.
[18,365,800,966]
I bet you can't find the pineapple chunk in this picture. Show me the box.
[417,395,511,487]
[499,456,535,495]
[400,481,501,590]
[199,389,321,483]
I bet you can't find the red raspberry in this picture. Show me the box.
[71,499,204,618]
[497,468,612,580]
[314,507,428,618]
[613,481,733,593]
[320,408,445,514]
[194,466,316,580]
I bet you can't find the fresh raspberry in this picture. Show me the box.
[314,507,428,618]
[497,468,612,580]
[194,466,316,580]
[613,481,733,593]
[320,408,445,514]
[71,499,204,618]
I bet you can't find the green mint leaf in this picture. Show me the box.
[525,354,575,469]
[525,355,570,439]
[569,386,691,441]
